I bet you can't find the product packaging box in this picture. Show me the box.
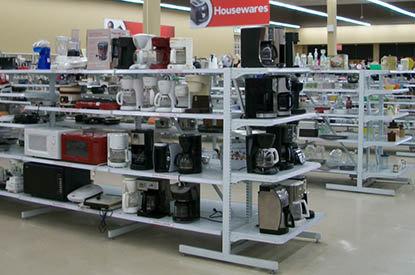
[87,29,130,70]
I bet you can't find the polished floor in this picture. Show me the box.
[0,169,414,275]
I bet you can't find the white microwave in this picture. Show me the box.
[24,128,77,160]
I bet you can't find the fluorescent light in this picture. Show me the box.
[269,0,371,27]
[160,3,191,12]
[367,0,415,18]
[270,21,300,29]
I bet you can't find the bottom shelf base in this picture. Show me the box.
[326,183,396,196]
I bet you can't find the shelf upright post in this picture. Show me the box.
[222,68,232,255]
[48,74,58,127]
[357,71,366,189]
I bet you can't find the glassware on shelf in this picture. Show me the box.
[326,149,343,169]
[304,145,316,161]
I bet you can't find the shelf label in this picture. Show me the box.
[190,0,270,28]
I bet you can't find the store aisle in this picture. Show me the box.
[0,172,414,275]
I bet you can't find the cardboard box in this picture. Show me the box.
[87,29,130,70]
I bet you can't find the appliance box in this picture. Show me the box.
[62,131,107,165]
[87,29,130,70]
[23,162,90,201]
[24,128,77,160]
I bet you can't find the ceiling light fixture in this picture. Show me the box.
[270,21,301,29]
[367,0,415,18]
[269,1,371,27]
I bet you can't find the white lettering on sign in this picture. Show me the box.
[214,5,269,16]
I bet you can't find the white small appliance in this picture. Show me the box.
[24,127,77,160]
[154,80,176,112]
[142,76,159,112]
[116,77,143,110]
[173,84,190,113]
[168,38,193,70]
[208,54,218,69]
[107,133,129,168]
[67,184,103,203]
[6,160,24,194]
[130,34,156,70]
[122,176,140,214]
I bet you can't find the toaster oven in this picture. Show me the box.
[62,130,108,165]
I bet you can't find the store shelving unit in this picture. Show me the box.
[302,70,412,196]
[0,68,323,272]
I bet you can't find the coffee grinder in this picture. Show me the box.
[175,134,202,174]
[267,125,296,171]
[130,129,154,170]
[171,182,200,223]
[246,134,279,175]
[137,178,170,218]
[168,38,193,70]
[241,26,286,68]
[150,37,170,70]
[245,78,277,119]
[112,37,135,69]
[185,75,211,113]
[258,183,295,235]
[275,76,293,117]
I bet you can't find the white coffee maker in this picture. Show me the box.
[173,84,190,113]
[142,76,159,112]
[107,133,129,168]
[154,80,176,112]
[116,77,144,110]
[168,38,193,70]
[6,160,24,194]
[122,176,140,214]
[130,34,156,70]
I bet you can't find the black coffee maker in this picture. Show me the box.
[267,125,295,171]
[291,76,306,115]
[170,182,200,223]
[246,133,279,175]
[275,76,293,117]
[112,37,135,69]
[245,78,277,119]
[131,129,154,170]
[175,134,202,174]
[137,178,170,218]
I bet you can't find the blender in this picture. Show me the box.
[168,38,193,70]
[150,37,170,70]
[130,34,156,70]
[154,80,176,112]
[173,84,190,113]
[185,75,212,113]
[142,76,159,112]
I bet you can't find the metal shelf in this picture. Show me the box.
[318,113,358,119]
[0,100,30,105]
[0,93,26,98]
[298,136,357,144]
[230,212,324,244]
[232,113,316,130]
[363,136,412,148]
[113,110,223,120]
[303,88,357,93]
[25,106,114,115]
[364,112,409,123]
[363,165,411,179]
[0,123,45,129]
[231,162,321,184]
[366,88,409,96]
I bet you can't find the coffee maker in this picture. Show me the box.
[168,38,193,70]
[98,41,109,61]
[280,177,313,225]
[142,76,159,112]
[130,129,154,171]
[171,182,200,223]
[112,37,135,69]
[285,32,299,68]
[245,78,277,119]
[241,26,286,68]
[173,84,190,113]
[130,34,156,69]
[154,143,182,172]
[154,80,176,112]
[116,77,142,111]
[267,125,296,171]
[150,37,170,70]
[246,134,279,175]
[175,134,202,174]
[258,183,294,235]
[107,133,129,168]
[185,75,211,113]
[291,76,306,115]
[122,176,140,214]
[275,76,293,117]
[137,178,170,218]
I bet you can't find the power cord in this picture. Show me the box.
[201,208,223,223]
[98,209,113,233]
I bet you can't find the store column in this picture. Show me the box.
[143,0,160,35]
[327,0,337,56]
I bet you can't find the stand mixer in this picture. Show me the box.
[173,84,190,112]
[168,38,193,70]
[154,79,176,112]
[142,76,159,112]
[130,34,156,70]
[185,75,212,113]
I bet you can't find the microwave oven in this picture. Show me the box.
[23,162,90,201]
[62,130,107,165]
[25,127,77,160]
